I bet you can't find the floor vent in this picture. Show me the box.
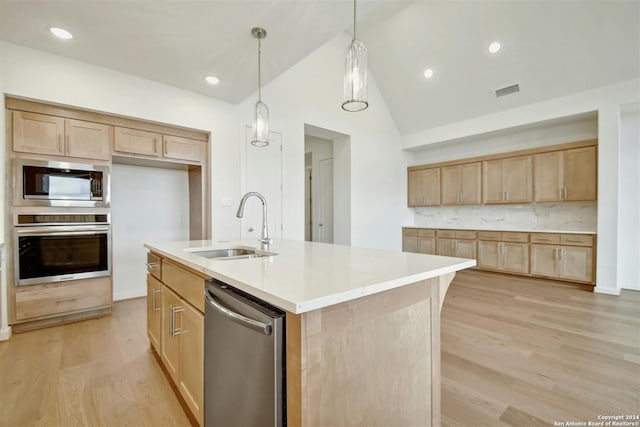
[496,83,520,98]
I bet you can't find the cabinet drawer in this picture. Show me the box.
[147,252,162,280]
[403,228,420,237]
[437,229,456,238]
[419,229,436,238]
[15,277,111,321]
[455,230,477,239]
[478,231,501,241]
[530,233,560,244]
[560,234,593,247]
[162,259,207,313]
[501,232,529,243]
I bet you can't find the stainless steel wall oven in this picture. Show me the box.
[14,214,111,286]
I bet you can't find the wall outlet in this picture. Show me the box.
[220,197,233,207]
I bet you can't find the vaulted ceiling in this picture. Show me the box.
[1,1,638,135]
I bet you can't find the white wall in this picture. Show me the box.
[0,43,9,340]
[238,33,412,250]
[403,78,640,294]
[111,164,190,300]
[618,103,640,290]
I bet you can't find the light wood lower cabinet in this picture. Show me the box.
[402,228,436,255]
[147,275,162,352]
[147,253,205,426]
[477,232,529,275]
[531,244,593,283]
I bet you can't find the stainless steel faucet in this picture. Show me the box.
[236,192,272,249]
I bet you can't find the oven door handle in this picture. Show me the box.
[15,226,110,235]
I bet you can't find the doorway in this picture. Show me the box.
[304,125,351,244]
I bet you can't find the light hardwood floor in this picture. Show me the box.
[442,270,640,426]
[1,271,638,427]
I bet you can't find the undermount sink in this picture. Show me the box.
[184,246,277,260]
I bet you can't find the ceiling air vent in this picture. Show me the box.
[495,83,520,98]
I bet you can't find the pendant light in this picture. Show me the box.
[251,27,269,147]
[342,0,368,112]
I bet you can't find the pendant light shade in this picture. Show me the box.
[342,0,368,112]
[251,27,269,147]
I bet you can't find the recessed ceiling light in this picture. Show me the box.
[423,68,434,79]
[488,41,501,54]
[49,27,73,40]
[205,75,220,86]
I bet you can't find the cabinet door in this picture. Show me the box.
[162,286,182,384]
[402,235,419,253]
[163,135,203,163]
[460,162,481,204]
[436,238,456,256]
[503,156,532,203]
[564,146,597,201]
[114,127,161,157]
[441,166,461,205]
[65,119,111,160]
[534,151,563,202]
[530,244,559,278]
[408,169,440,207]
[407,170,423,207]
[482,159,504,203]
[179,303,204,426]
[477,240,500,269]
[13,111,65,156]
[147,276,163,352]
[418,237,436,255]
[559,246,593,283]
[455,239,476,259]
[502,242,529,274]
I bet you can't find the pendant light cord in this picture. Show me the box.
[353,0,357,41]
[257,37,262,102]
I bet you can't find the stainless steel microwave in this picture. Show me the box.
[13,159,110,208]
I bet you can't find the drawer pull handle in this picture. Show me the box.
[565,239,585,243]
[56,297,78,303]
[146,262,160,270]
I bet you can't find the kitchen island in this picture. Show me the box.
[145,239,475,426]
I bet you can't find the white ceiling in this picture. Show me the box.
[1,1,638,135]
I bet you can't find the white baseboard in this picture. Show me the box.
[621,282,640,291]
[594,286,621,296]
[113,289,147,301]
[0,326,12,341]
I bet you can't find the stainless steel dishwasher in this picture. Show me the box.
[204,278,286,427]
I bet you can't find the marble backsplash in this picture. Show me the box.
[414,203,597,232]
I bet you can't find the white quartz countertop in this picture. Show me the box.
[145,239,475,314]
[403,226,596,235]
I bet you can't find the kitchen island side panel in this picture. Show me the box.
[286,277,445,427]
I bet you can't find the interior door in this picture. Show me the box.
[243,127,283,241]
[317,158,334,243]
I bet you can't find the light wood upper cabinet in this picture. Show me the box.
[483,155,532,204]
[534,146,597,202]
[442,162,481,205]
[163,135,204,163]
[13,112,111,160]
[13,111,65,156]
[408,168,440,207]
[65,119,111,160]
[114,126,162,157]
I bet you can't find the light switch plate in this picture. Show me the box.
[220,197,232,207]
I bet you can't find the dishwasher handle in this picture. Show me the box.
[204,288,273,336]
